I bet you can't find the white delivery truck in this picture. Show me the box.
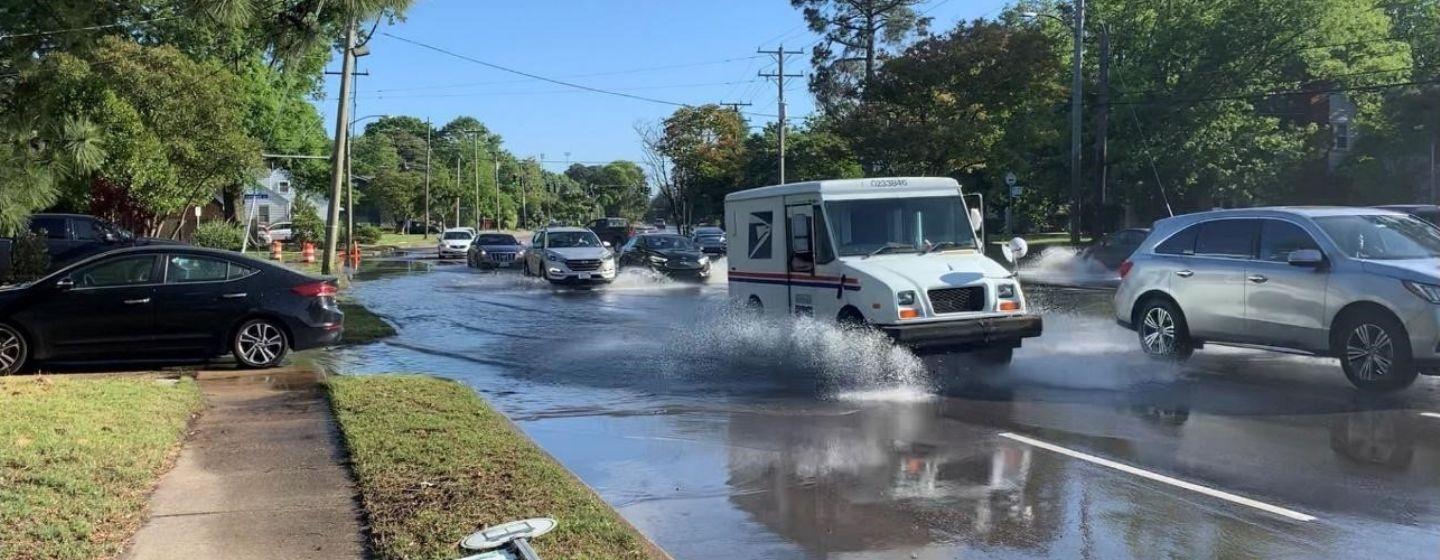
[724,177,1042,363]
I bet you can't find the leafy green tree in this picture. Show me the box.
[743,120,863,186]
[656,105,749,225]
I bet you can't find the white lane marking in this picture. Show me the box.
[999,432,1317,522]
[1420,412,1440,419]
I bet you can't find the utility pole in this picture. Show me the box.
[1093,24,1109,235]
[322,20,358,275]
[346,72,359,258]
[455,157,462,227]
[759,44,802,185]
[473,134,481,231]
[719,101,752,112]
[1069,0,1085,244]
[423,120,431,239]
[493,159,501,230]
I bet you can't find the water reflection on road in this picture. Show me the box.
[329,259,1440,559]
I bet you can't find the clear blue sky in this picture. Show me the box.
[316,0,1011,172]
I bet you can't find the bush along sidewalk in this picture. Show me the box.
[328,375,666,560]
[0,375,203,560]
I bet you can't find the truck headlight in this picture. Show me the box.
[997,283,1016,299]
[1404,280,1440,304]
[897,290,916,306]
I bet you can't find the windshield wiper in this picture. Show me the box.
[922,241,959,255]
[866,243,914,258]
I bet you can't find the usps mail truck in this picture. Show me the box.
[724,177,1042,363]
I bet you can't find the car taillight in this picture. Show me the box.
[292,281,338,298]
[1117,260,1134,279]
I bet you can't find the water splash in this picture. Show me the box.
[1018,246,1119,288]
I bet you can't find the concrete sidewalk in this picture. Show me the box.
[127,367,366,560]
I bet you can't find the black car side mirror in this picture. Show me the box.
[103,232,118,243]
[55,277,74,291]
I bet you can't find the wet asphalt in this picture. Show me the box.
[329,255,1440,560]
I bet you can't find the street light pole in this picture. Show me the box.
[321,20,357,275]
[424,120,431,239]
[1069,0,1085,245]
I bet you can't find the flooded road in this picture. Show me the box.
[331,259,1440,559]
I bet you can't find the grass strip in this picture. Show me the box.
[328,375,664,560]
[339,298,396,345]
[0,375,202,560]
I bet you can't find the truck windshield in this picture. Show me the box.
[824,196,976,256]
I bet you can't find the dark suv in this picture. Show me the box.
[3,214,176,277]
[588,217,632,249]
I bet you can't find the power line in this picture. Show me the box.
[1114,63,1440,99]
[0,16,180,40]
[359,79,764,100]
[1111,77,1440,107]
[371,54,765,93]
[380,32,782,119]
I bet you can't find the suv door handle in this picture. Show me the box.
[1175,270,1194,278]
[221,292,248,299]
[1247,274,1268,284]
[124,298,151,305]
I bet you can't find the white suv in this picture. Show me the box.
[522,227,616,285]
[1115,207,1440,391]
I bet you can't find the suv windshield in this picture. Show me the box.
[476,234,517,245]
[824,196,975,256]
[442,231,472,241]
[1317,214,1440,260]
[645,235,694,250]
[547,231,601,248]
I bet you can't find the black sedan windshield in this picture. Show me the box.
[646,235,695,250]
[476,234,518,245]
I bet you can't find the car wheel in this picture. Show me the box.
[0,324,29,375]
[746,295,763,313]
[976,347,1013,365]
[1137,299,1194,360]
[232,318,289,369]
[1338,311,1416,392]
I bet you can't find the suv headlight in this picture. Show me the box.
[600,250,614,260]
[1404,280,1440,304]
[897,290,916,306]
[545,250,564,262]
[697,255,709,265]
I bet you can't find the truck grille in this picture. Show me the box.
[566,259,601,271]
[928,287,985,314]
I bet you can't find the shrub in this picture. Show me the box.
[290,198,324,245]
[351,224,383,245]
[7,230,50,284]
[192,221,245,252]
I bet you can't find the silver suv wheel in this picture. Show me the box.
[1345,323,1394,382]
[1141,307,1176,356]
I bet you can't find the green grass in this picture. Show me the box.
[374,232,433,248]
[328,375,664,560]
[0,376,203,560]
[339,298,396,345]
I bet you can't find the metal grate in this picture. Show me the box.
[928,287,985,314]
[566,259,602,271]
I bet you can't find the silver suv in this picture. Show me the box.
[522,227,617,285]
[1115,207,1440,391]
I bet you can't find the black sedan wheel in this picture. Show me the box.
[233,318,289,368]
[0,324,28,375]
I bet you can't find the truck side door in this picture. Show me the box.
[786,205,819,317]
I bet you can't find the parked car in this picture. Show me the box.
[654,218,667,229]
[402,219,443,235]
[467,233,526,269]
[1376,204,1440,226]
[690,226,727,255]
[619,233,711,280]
[1115,207,1440,391]
[437,228,475,259]
[587,217,632,249]
[0,245,342,374]
[1,214,179,278]
[522,227,617,285]
[1077,227,1150,270]
[262,221,293,243]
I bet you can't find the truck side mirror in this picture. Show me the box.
[1002,237,1029,263]
[970,208,984,235]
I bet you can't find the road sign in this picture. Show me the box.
[1010,185,1024,198]
[1004,172,1017,187]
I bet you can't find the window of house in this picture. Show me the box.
[1334,123,1350,150]
[277,181,291,193]
[258,204,271,224]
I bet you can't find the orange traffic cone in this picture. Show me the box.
[270,240,283,261]
[302,242,315,263]
[347,242,362,268]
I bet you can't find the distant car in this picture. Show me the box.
[467,233,525,269]
[2,213,180,278]
[619,233,711,280]
[1115,206,1440,392]
[587,217,632,249]
[437,228,475,259]
[402,219,442,235]
[522,227,617,285]
[1077,228,1150,270]
[1376,204,1440,226]
[654,218,667,229]
[690,226,727,255]
[263,221,293,243]
[0,245,342,374]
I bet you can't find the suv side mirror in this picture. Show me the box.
[603,241,613,249]
[1287,249,1324,267]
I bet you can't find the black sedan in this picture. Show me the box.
[618,234,711,280]
[1077,227,1150,270]
[0,246,344,374]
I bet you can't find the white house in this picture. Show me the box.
[236,168,331,225]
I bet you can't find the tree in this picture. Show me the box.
[564,160,649,220]
[743,120,863,186]
[656,105,748,225]
[792,0,929,110]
